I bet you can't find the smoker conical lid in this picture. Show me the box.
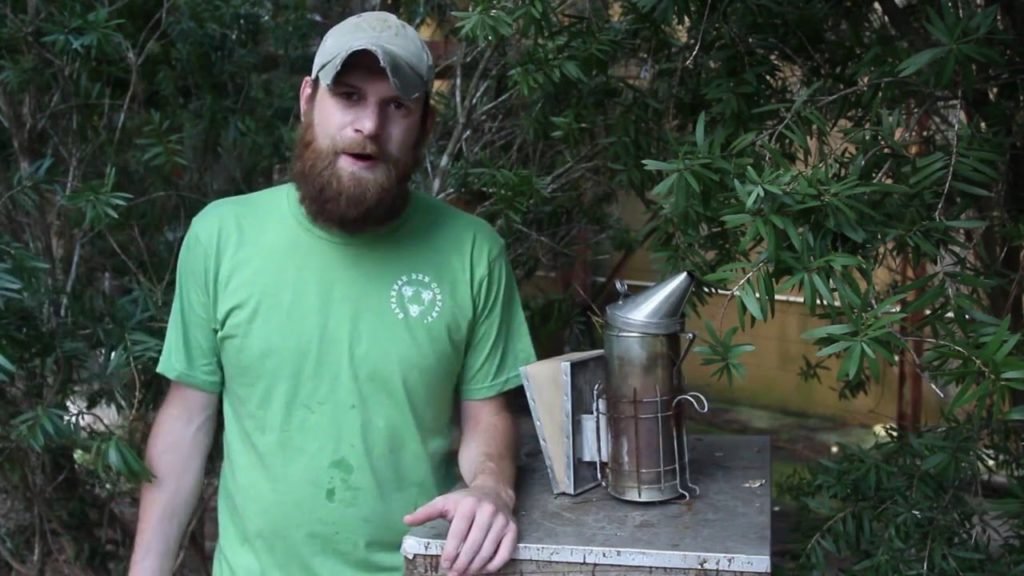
[606,272,695,334]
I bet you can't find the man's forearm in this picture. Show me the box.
[457,398,518,508]
[402,396,521,576]
[129,390,217,575]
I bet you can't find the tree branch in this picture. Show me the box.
[0,538,34,576]
[113,0,171,150]
[935,93,963,221]
[432,44,498,196]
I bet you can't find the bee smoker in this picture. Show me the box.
[597,272,709,502]
[520,271,710,503]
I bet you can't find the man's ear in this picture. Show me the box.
[299,76,317,122]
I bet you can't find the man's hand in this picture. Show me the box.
[403,483,517,576]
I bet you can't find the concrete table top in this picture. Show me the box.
[402,434,772,574]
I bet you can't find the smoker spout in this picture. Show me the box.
[605,272,695,335]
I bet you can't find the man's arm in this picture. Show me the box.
[403,392,520,576]
[404,239,533,575]
[457,393,517,510]
[128,382,219,576]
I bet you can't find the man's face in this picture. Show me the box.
[291,51,431,234]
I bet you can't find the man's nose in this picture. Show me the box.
[352,107,382,137]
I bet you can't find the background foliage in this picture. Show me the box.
[2,0,1023,574]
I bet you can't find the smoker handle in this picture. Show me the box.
[681,331,697,358]
[671,391,710,499]
[674,331,697,374]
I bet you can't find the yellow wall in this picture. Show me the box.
[680,292,945,426]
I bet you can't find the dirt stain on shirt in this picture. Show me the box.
[325,457,355,504]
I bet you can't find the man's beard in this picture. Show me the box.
[290,117,419,234]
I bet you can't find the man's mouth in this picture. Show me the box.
[339,151,381,168]
[345,152,376,161]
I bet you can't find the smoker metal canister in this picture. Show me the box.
[602,272,698,502]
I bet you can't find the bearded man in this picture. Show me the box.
[128,11,536,576]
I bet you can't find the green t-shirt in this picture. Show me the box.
[156,182,537,575]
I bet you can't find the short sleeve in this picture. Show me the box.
[156,220,223,394]
[458,246,537,400]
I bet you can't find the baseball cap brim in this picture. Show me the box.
[315,43,427,101]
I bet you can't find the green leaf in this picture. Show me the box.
[958,156,1001,181]
[106,438,125,472]
[949,383,985,412]
[956,300,1001,324]
[864,345,882,382]
[695,112,706,149]
[980,318,1011,359]
[738,284,764,321]
[823,253,863,268]
[902,283,945,315]
[803,274,816,310]
[802,324,855,340]
[721,213,753,227]
[818,340,854,357]
[643,159,682,171]
[760,271,775,318]
[909,154,948,187]
[921,453,947,471]
[650,172,679,199]
[782,219,801,249]
[923,8,952,43]
[995,334,1020,361]
[746,186,764,210]
[683,171,700,194]
[1007,406,1024,421]
[950,181,993,196]
[812,273,834,306]
[943,219,986,228]
[727,131,758,154]
[12,407,71,451]
[731,344,757,355]
[949,549,989,560]
[842,343,862,381]
[561,60,584,82]
[0,352,14,381]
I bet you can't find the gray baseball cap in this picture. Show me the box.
[311,11,434,100]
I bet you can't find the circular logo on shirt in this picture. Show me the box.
[390,273,443,323]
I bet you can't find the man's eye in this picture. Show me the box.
[390,100,408,111]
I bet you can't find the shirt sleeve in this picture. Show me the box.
[156,218,224,394]
[458,244,537,401]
